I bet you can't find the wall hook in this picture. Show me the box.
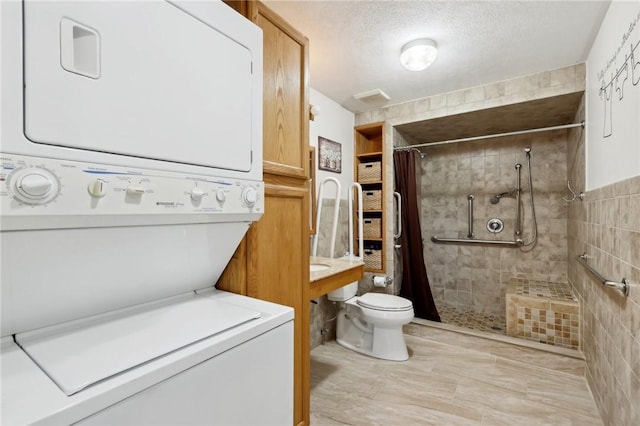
[562,180,584,202]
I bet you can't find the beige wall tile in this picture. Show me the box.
[567,95,640,425]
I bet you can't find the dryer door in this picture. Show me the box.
[23,0,256,172]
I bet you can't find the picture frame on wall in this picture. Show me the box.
[318,137,342,173]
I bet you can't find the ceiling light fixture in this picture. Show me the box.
[400,38,438,71]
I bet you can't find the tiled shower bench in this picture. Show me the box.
[506,278,580,350]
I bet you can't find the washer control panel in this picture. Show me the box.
[1,153,263,229]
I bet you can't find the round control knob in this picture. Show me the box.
[88,179,107,198]
[10,167,60,204]
[241,186,258,207]
[18,173,52,198]
[216,190,226,203]
[190,187,205,202]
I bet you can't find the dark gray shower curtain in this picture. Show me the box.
[393,150,440,322]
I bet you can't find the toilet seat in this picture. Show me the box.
[356,293,413,312]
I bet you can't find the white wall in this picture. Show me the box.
[586,1,640,190]
[309,88,355,199]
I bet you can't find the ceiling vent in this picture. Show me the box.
[353,89,390,104]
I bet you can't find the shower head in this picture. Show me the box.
[490,190,516,204]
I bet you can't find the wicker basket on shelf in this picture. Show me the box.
[358,162,382,182]
[363,218,381,238]
[363,248,382,270]
[362,190,382,211]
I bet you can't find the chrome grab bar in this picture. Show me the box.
[577,254,629,296]
[467,194,474,238]
[431,236,523,246]
[393,191,402,239]
[514,164,522,237]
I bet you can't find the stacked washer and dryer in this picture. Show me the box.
[1,1,293,424]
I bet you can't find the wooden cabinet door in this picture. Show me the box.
[249,2,309,178]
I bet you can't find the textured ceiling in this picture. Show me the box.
[263,0,610,114]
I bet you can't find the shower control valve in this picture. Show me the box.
[487,218,504,234]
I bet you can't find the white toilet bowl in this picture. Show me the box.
[329,284,414,361]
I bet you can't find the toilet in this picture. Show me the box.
[328,282,414,361]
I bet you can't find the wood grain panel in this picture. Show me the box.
[251,2,309,179]
[309,264,364,300]
[215,238,247,294]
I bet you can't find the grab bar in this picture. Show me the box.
[393,191,402,239]
[431,236,523,246]
[467,194,474,238]
[312,177,341,258]
[514,164,522,237]
[348,182,364,260]
[577,254,629,296]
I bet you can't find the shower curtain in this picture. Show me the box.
[393,150,440,322]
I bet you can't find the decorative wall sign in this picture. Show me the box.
[587,3,640,190]
[318,137,342,173]
[597,9,640,138]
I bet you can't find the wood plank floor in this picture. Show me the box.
[310,323,602,425]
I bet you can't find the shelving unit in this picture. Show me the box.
[354,122,385,273]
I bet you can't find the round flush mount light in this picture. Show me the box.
[400,38,438,71]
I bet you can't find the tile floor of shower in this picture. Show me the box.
[436,304,507,335]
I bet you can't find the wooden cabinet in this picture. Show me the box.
[354,122,386,273]
[219,2,310,425]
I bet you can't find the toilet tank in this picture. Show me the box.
[327,282,358,301]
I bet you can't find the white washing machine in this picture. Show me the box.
[1,1,294,424]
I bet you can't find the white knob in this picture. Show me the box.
[126,185,146,196]
[216,190,226,203]
[88,179,107,197]
[190,187,205,201]
[241,186,258,207]
[10,167,59,204]
[18,173,52,198]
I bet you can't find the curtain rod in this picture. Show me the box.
[394,121,585,151]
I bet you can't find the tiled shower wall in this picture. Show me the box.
[356,64,586,296]
[567,97,640,425]
[419,131,569,314]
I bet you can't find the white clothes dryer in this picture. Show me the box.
[1,1,293,424]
